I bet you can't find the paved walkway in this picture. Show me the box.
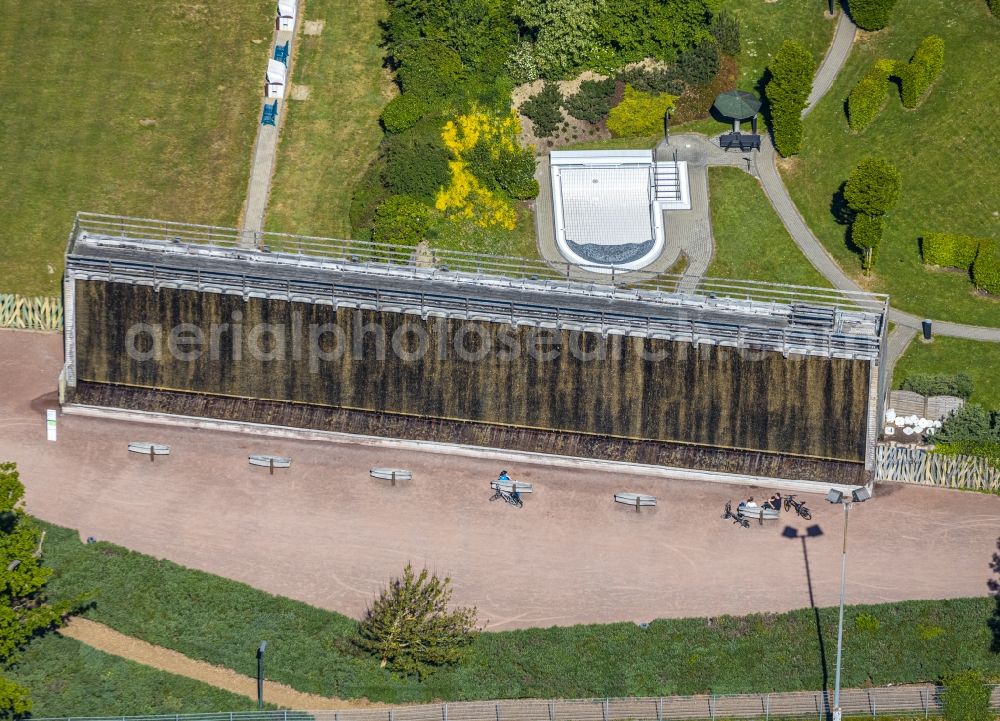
[885,325,918,382]
[240,11,300,245]
[803,9,857,117]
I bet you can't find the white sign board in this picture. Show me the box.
[46,409,57,442]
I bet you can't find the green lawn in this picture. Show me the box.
[782,0,1000,327]
[893,336,1000,409]
[707,167,831,287]
[39,522,1000,703]
[0,0,273,297]
[7,634,259,716]
[265,0,391,238]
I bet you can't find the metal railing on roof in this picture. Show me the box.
[70,213,888,317]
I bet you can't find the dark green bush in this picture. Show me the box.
[673,39,721,87]
[848,59,894,132]
[850,213,884,270]
[711,9,741,56]
[394,40,467,102]
[921,233,986,269]
[843,156,901,216]
[380,94,426,134]
[935,404,1000,446]
[941,670,992,721]
[971,241,1000,295]
[382,118,452,203]
[465,142,539,200]
[372,195,433,256]
[766,40,815,157]
[897,36,945,109]
[617,67,685,96]
[848,0,899,30]
[520,82,564,137]
[900,372,973,399]
[565,78,617,123]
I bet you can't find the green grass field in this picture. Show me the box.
[707,167,831,287]
[264,0,391,238]
[893,336,1000,409]
[0,0,273,297]
[782,0,1000,327]
[39,522,1000,703]
[7,634,258,716]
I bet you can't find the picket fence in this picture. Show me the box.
[0,293,63,330]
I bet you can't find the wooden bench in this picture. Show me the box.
[127,442,170,462]
[261,100,278,126]
[249,454,291,474]
[370,468,412,486]
[614,492,656,513]
[738,504,780,525]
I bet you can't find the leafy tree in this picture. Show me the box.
[765,40,815,156]
[515,0,603,78]
[941,670,992,721]
[520,83,564,137]
[595,0,714,67]
[710,9,741,56]
[372,196,433,254]
[843,156,901,216]
[565,78,617,123]
[0,462,76,715]
[847,0,898,31]
[356,563,477,678]
[849,213,883,270]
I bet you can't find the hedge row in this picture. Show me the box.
[766,40,815,157]
[847,59,894,132]
[897,35,945,109]
[900,372,973,399]
[921,232,999,295]
[848,0,898,30]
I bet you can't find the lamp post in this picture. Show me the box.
[257,641,268,709]
[826,487,871,721]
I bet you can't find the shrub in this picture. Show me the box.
[606,85,677,137]
[847,59,894,132]
[350,156,391,240]
[972,241,1000,295]
[991,0,1000,18]
[900,372,974,399]
[356,563,477,678]
[897,36,945,109]
[935,404,1000,446]
[854,613,880,632]
[843,156,901,216]
[921,233,986,269]
[520,82,564,137]
[766,40,815,156]
[383,118,452,203]
[617,66,685,96]
[673,39,721,87]
[941,670,992,721]
[934,440,1000,469]
[372,196,432,253]
[507,41,539,84]
[394,41,467,102]
[711,9,741,56]
[850,213,884,270]
[848,0,899,30]
[565,78,617,123]
[466,140,539,200]
[380,94,426,134]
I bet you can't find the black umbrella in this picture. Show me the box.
[713,90,761,132]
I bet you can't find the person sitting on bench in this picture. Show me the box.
[765,493,782,510]
[498,470,510,482]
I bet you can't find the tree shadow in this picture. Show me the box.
[988,537,1000,653]
[830,181,855,226]
[754,69,775,144]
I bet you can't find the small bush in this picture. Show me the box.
[606,85,677,138]
[941,670,992,721]
[766,40,815,157]
[383,118,452,203]
[901,372,973,399]
[897,36,945,109]
[971,240,1000,295]
[507,41,539,84]
[465,142,539,200]
[372,195,432,252]
[394,41,467,102]
[935,404,1000,446]
[843,156,901,216]
[854,613,880,632]
[847,59,894,132]
[565,78,617,123]
[921,233,986,269]
[617,66,685,96]
[711,9,741,56]
[848,0,899,30]
[850,213,884,270]
[520,82,564,138]
[673,39,721,87]
[380,94,426,134]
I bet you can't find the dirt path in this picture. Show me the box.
[60,617,372,710]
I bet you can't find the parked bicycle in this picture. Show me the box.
[783,494,812,520]
[721,500,750,528]
[489,475,524,509]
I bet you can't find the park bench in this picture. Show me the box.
[249,454,291,474]
[370,468,412,486]
[490,480,533,495]
[738,504,781,525]
[719,132,761,152]
[127,442,170,462]
[274,40,290,64]
[614,492,656,513]
[261,100,278,126]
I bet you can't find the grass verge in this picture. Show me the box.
[7,634,259,716]
[265,0,392,238]
[781,0,1000,327]
[707,167,831,287]
[39,522,1000,703]
[892,337,1000,410]
[0,0,272,296]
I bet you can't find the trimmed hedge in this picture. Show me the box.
[766,41,815,157]
[848,0,898,31]
[897,36,945,109]
[900,372,973,399]
[921,233,987,269]
[972,241,1000,295]
[848,59,894,132]
[380,94,426,134]
[606,85,676,138]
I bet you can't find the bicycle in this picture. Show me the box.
[783,494,812,520]
[489,483,524,508]
[721,500,750,528]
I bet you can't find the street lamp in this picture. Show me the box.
[826,487,871,721]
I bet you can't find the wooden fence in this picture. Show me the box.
[0,293,62,331]
[876,444,1000,491]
